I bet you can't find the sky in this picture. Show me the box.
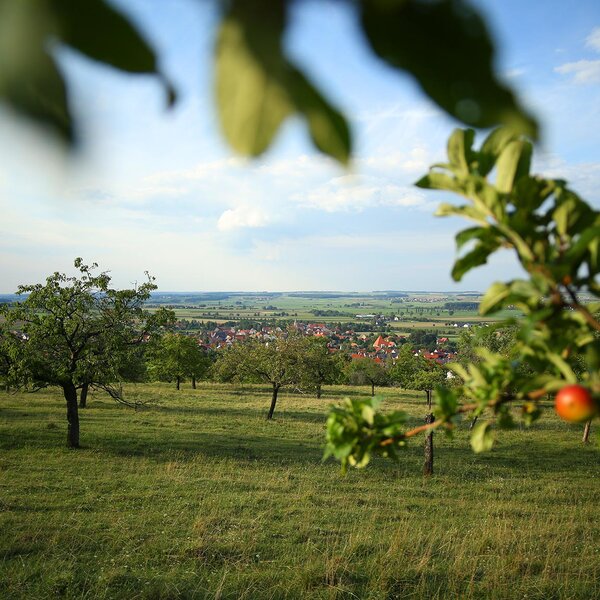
[1,0,599,293]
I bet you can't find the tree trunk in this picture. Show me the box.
[63,383,80,448]
[423,389,434,477]
[79,382,89,408]
[371,382,375,397]
[176,377,180,391]
[316,384,322,399]
[583,420,592,443]
[267,384,280,420]
[192,376,196,389]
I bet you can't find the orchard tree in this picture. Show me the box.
[147,333,210,390]
[346,358,389,397]
[388,344,420,390]
[0,259,174,448]
[410,363,448,476]
[389,346,446,475]
[298,337,343,399]
[212,336,303,419]
[326,128,600,472]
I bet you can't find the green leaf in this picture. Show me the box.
[215,10,293,157]
[495,140,532,193]
[478,127,520,176]
[447,128,475,176]
[455,227,487,250]
[546,353,578,383]
[448,362,469,381]
[479,282,510,315]
[214,2,351,163]
[434,386,458,419]
[360,0,537,136]
[361,404,375,425]
[53,0,157,75]
[0,2,73,143]
[435,203,489,225]
[451,241,499,281]
[416,172,462,193]
[470,421,495,453]
[286,68,351,165]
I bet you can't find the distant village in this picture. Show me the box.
[175,319,461,366]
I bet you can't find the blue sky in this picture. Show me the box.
[1,0,599,292]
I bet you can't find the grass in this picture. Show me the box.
[1,382,599,599]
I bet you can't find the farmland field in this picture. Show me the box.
[143,291,519,341]
[1,382,599,599]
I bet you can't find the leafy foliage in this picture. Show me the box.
[147,333,210,389]
[324,396,406,473]
[0,0,173,144]
[326,127,600,469]
[2,0,535,162]
[0,258,174,446]
[296,336,343,398]
[345,358,389,396]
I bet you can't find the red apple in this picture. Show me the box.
[555,385,597,423]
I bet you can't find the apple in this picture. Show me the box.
[554,385,597,423]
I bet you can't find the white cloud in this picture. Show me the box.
[555,27,600,84]
[555,59,600,84]
[217,206,270,231]
[586,27,600,53]
[504,67,526,79]
[297,174,429,213]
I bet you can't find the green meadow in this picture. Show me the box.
[1,383,599,599]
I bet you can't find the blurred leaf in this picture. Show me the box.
[287,68,351,165]
[435,203,488,225]
[452,240,500,281]
[361,0,537,136]
[417,172,462,193]
[0,0,73,142]
[447,128,475,176]
[495,140,532,193]
[53,0,156,74]
[470,421,494,453]
[478,127,519,176]
[455,226,481,249]
[0,0,171,146]
[215,0,350,163]
[434,385,458,419]
[215,7,293,156]
[479,281,510,315]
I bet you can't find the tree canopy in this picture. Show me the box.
[212,335,305,419]
[147,333,210,390]
[0,258,173,447]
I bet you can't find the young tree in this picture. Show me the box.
[298,337,343,399]
[212,336,303,419]
[147,333,210,390]
[388,344,420,389]
[0,259,173,448]
[389,346,447,475]
[410,363,448,476]
[346,358,389,397]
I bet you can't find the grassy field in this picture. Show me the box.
[1,383,599,599]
